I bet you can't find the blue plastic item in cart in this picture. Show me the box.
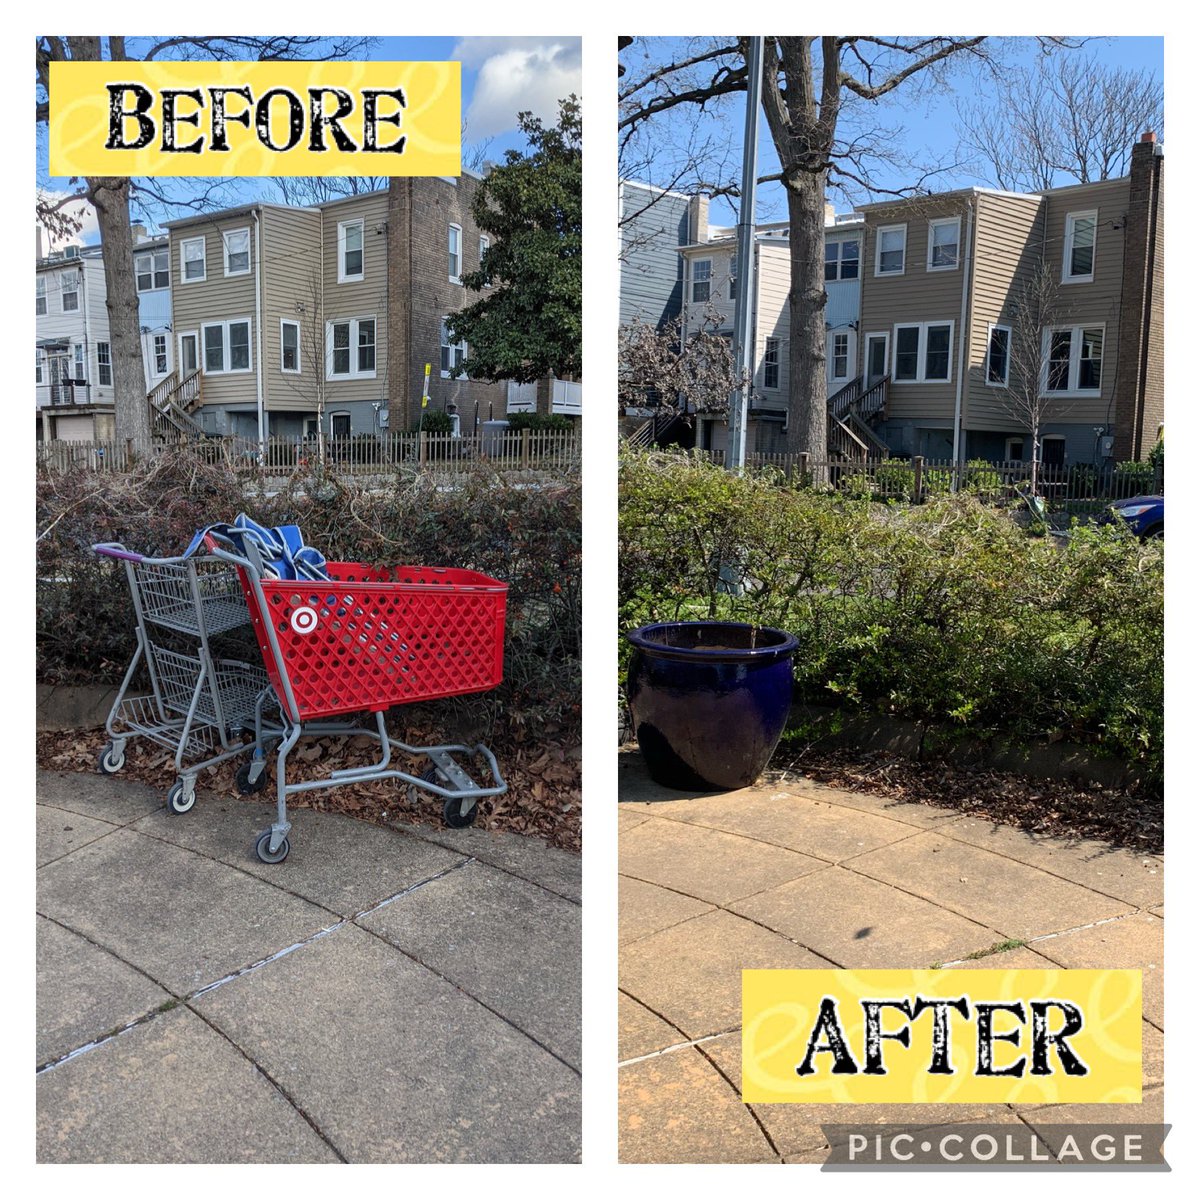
[184,514,331,581]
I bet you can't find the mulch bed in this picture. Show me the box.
[37,720,582,852]
[770,745,1163,855]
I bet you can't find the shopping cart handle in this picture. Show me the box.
[92,543,144,563]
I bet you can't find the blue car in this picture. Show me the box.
[1110,494,1164,540]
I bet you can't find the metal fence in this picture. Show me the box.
[690,450,1163,512]
[36,429,582,477]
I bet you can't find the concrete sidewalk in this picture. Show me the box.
[617,750,1164,1164]
[37,769,581,1163]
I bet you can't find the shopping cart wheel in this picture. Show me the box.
[235,761,268,795]
[255,830,291,864]
[166,781,197,815]
[97,742,125,775]
[442,793,479,829]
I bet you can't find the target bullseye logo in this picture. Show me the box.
[290,606,319,635]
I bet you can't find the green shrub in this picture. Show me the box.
[504,412,574,432]
[619,449,1162,785]
[416,410,455,434]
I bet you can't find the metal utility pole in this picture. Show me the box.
[727,35,763,472]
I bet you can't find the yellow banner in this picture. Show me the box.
[743,969,1142,1105]
[49,61,460,177]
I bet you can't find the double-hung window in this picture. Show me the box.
[449,224,463,283]
[1062,211,1097,283]
[875,225,906,275]
[830,332,850,381]
[440,318,467,378]
[763,338,780,390]
[927,217,960,270]
[338,220,364,283]
[36,275,47,315]
[135,248,169,291]
[202,319,252,374]
[153,334,168,375]
[328,317,376,379]
[728,253,738,300]
[825,239,860,281]
[691,258,711,303]
[986,325,1011,386]
[1043,325,1104,395]
[181,236,206,283]
[61,269,80,312]
[97,342,112,386]
[281,320,300,373]
[35,350,43,385]
[223,228,250,276]
[893,321,954,383]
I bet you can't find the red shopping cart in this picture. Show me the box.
[206,530,509,863]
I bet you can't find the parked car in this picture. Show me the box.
[1109,494,1164,540]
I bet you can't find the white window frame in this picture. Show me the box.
[875,224,907,276]
[152,333,169,377]
[439,317,468,378]
[448,223,463,284]
[762,337,780,391]
[73,343,85,382]
[1041,324,1105,397]
[985,323,1012,388]
[135,248,170,292]
[337,220,365,284]
[178,331,199,376]
[892,320,955,384]
[690,258,712,304]
[829,331,851,383]
[280,319,301,374]
[728,252,738,300]
[97,342,112,387]
[180,236,207,284]
[36,275,47,315]
[61,269,80,312]
[479,235,491,286]
[863,331,890,382]
[1062,209,1097,284]
[927,217,961,272]
[326,316,377,380]
[35,349,43,384]
[825,238,860,282]
[222,227,251,277]
[201,317,253,375]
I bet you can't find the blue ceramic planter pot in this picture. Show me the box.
[626,621,799,791]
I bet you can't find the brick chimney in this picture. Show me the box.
[1112,134,1164,461]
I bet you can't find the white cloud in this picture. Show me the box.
[37,192,99,251]
[456,38,581,141]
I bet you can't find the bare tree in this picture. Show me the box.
[991,263,1073,495]
[958,53,1163,193]
[619,304,741,416]
[35,34,374,444]
[619,36,1082,457]
[273,176,389,207]
[280,269,329,464]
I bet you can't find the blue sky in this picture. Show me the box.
[624,35,1164,226]
[36,34,582,245]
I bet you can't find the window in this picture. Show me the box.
[201,319,252,373]
[728,253,738,300]
[327,317,376,378]
[1063,211,1097,282]
[35,351,43,385]
[1043,325,1104,394]
[893,321,954,383]
[97,342,112,386]
[1042,435,1066,469]
[223,228,250,276]
[1005,436,1025,462]
[135,248,169,291]
[74,344,85,381]
[875,225,906,275]
[830,332,850,381]
[479,235,491,286]
[440,317,467,377]
[180,236,206,283]
[986,324,1011,386]
[763,338,780,390]
[825,239,860,281]
[449,224,462,283]
[61,270,80,312]
[36,276,47,315]
[179,332,198,375]
[338,220,364,283]
[927,217,960,270]
[331,412,351,439]
[153,334,168,375]
[281,320,300,373]
[691,258,711,303]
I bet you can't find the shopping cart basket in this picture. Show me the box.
[206,529,509,864]
[91,543,282,815]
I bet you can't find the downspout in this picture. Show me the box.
[80,260,91,407]
[253,210,265,452]
[951,197,975,465]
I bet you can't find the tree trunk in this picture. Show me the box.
[784,170,829,458]
[90,177,151,444]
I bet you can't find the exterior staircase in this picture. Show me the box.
[148,369,205,440]
[627,408,687,449]
[827,374,890,459]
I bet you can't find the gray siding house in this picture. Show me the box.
[619,181,702,330]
